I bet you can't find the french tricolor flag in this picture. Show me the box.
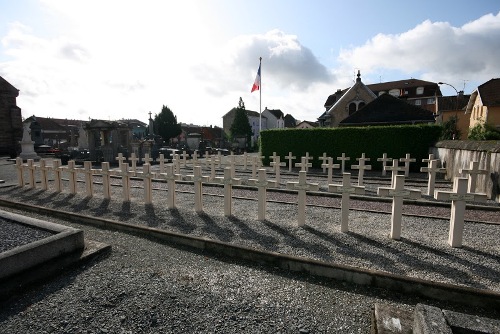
[251,64,261,93]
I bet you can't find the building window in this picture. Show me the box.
[427,98,435,104]
[415,100,421,106]
[416,87,424,95]
[348,103,357,115]
[389,89,400,97]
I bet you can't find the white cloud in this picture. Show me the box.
[337,11,500,92]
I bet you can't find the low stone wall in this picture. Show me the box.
[431,140,500,203]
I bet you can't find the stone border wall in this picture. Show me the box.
[431,140,500,203]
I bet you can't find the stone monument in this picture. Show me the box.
[19,122,40,161]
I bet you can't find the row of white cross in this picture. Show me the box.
[15,154,488,248]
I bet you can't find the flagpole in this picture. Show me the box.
[259,57,262,138]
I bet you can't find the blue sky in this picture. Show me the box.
[1,0,499,126]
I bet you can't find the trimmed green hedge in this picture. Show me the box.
[260,125,442,172]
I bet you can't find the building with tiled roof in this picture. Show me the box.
[222,108,267,144]
[466,78,500,130]
[339,93,435,126]
[436,93,471,139]
[0,76,23,157]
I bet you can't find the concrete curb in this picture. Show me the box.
[0,209,85,280]
[0,198,499,309]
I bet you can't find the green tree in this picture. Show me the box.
[468,121,500,140]
[230,97,252,147]
[154,105,182,144]
[440,115,461,140]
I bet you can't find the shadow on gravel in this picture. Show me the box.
[348,232,486,288]
[52,193,76,208]
[113,201,136,221]
[70,196,92,211]
[262,220,333,261]
[402,239,500,285]
[228,216,279,251]
[167,209,197,234]
[90,198,111,215]
[198,212,234,242]
[139,204,166,228]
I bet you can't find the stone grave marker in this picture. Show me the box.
[270,155,286,184]
[139,163,156,204]
[385,159,406,188]
[399,153,416,177]
[377,153,392,176]
[435,177,487,247]
[286,171,319,226]
[100,162,112,199]
[352,153,372,186]
[186,166,210,213]
[82,161,97,197]
[129,153,139,175]
[36,159,50,191]
[459,161,488,193]
[158,154,167,174]
[214,167,241,217]
[319,152,330,173]
[158,164,181,209]
[285,152,296,172]
[248,168,277,221]
[420,159,446,196]
[295,156,312,172]
[26,159,36,189]
[377,175,421,240]
[328,173,365,232]
[52,159,63,192]
[15,157,24,187]
[181,151,189,167]
[337,153,350,173]
[116,153,127,167]
[321,157,340,185]
[66,160,78,194]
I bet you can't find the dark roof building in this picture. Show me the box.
[0,76,23,157]
[339,93,436,126]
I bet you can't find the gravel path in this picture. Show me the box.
[1,159,499,333]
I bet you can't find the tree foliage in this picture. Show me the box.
[230,97,252,145]
[468,121,500,140]
[440,115,461,140]
[154,105,182,143]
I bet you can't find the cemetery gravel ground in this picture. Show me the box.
[1,160,500,333]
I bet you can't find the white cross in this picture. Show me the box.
[302,153,313,172]
[422,153,435,168]
[82,161,97,197]
[337,153,350,173]
[52,159,63,192]
[158,164,181,209]
[352,153,372,186]
[206,155,217,181]
[158,153,167,174]
[225,154,237,178]
[25,159,36,189]
[240,152,250,170]
[286,171,319,226]
[115,153,127,168]
[435,177,487,247]
[191,150,201,168]
[250,156,262,178]
[186,166,210,213]
[420,159,446,196]
[385,159,406,188]
[100,162,112,199]
[129,153,139,174]
[172,154,181,174]
[322,157,340,185]
[377,175,421,240]
[319,152,330,173]
[459,161,488,193]
[111,162,134,202]
[295,157,312,172]
[204,151,211,167]
[181,151,189,167]
[399,153,416,177]
[36,159,50,190]
[248,168,277,221]
[143,153,153,165]
[216,151,222,168]
[139,163,156,204]
[214,167,241,217]
[285,152,296,172]
[269,152,278,165]
[15,157,24,187]
[377,153,392,176]
[270,156,286,184]
[66,160,78,194]
[328,173,364,232]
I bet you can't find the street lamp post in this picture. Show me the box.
[438,82,459,110]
